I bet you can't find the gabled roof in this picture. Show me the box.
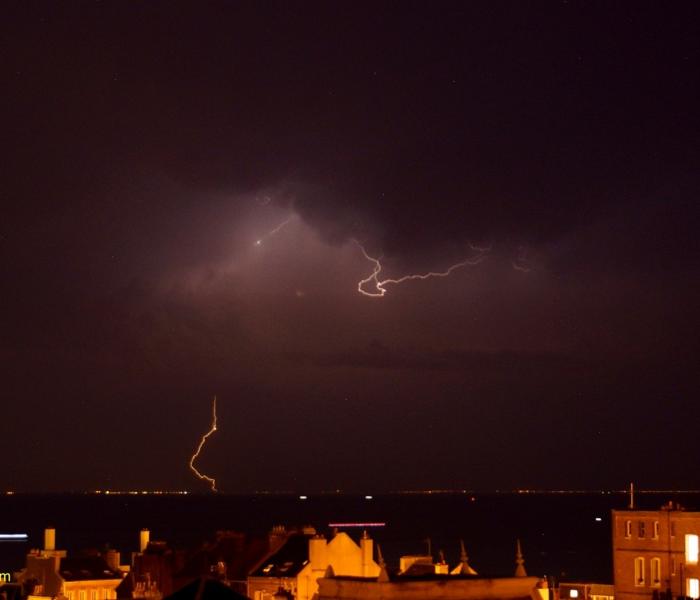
[59,557,122,581]
[166,578,249,600]
[249,534,309,578]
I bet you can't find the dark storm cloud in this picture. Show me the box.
[4,1,698,264]
[2,2,700,492]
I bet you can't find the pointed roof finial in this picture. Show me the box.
[451,540,477,575]
[376,543,386,569]
[460,539,468,563]
[376,544,390,582]
[514,539,527,577]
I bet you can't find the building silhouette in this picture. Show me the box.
[16,529,123,600]
[247,529,380,600]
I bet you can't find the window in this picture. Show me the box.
[79,591,87,600]
[672,556,676,575]
[651,558,661,587]
[671,522,676,537]
[569,591,579,598]
[634,557,645,586]
[625,520,632,538]
[688,578,700,600]
[90,591,97,600]
[653,521,660,539]
[639,521,646,538]
[687,534,699,564]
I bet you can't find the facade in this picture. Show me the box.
[559,582,615,600]
[612,503,700,600]
[317,574,541,600]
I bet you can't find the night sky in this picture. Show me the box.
[2,2,699,492]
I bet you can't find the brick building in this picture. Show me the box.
[612,502,700,600]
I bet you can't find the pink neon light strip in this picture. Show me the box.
[327,522,386,527]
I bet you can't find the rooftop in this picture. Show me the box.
[249,534,310,578]
[59,557,122,581]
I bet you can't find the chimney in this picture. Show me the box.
[269,525,287,552]
[44,528,56,552]
[360,532,374,577]
[309,535,327,570]
[105,550,120,571]
[139,529,150,553]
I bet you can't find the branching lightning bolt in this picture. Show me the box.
[254,216,293,247]
[355,240,489,297]
[189,396,218,492]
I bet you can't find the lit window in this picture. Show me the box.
[688,578,700,600]
[653,521,660,539]
[625,520,632,538]
[639,521,646,538]
[634,557,645,586]
[687,534,699,564]
[570,590,579,598]
[651,557,661,586]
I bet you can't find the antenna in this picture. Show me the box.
[628,482,635,509]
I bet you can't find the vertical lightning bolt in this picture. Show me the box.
[189,396,218,492]
[355,241,489,297]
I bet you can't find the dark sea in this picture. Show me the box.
[2,492,699,583]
